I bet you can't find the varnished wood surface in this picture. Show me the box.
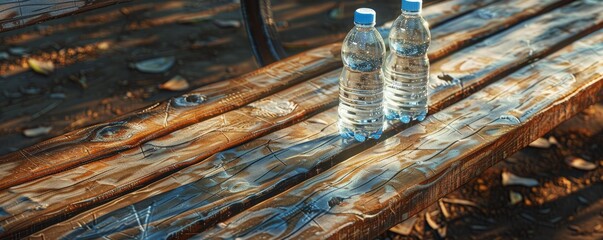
[429,0,603,113]
[382,0,571,61]
[4,5,520,234]
[379,0,499,31]
[427,0,570,61]
[2,69,341,238]
[195,28,603,240]
[0,42,341,191]
[0,0,129,32]
[0,0,485,192]
[23,1,603,239]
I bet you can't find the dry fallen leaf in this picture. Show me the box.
[565,156,597,171]
[190,37,228,49]
[20,86,42,95]
[548,136,559,146]
[509,191,523,205]
[23,126,52,137]
[549,216,562,223]
[559,177,572,193]
[178,14,211,24]
[470,225,489,231]
[27,59,55,75]
[134,57,175,74]
[97,42,110,50]
[213,19,241,28]
[437,226,447,238]
[529,137,551,149]
[502,171,539,187]
[568,225,581,233]
[159,75,190,91]
[9,47,28,56]
[0,52,9,60]
[328,3,345,20]
[49,93,66,99]
[69,73,88,89]
[438,199,451,219]
[425,210,446,237]
[389,215,417,236]
[3,90,22,98]
[425,211,440,230]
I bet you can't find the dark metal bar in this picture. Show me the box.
[240,0,287,66]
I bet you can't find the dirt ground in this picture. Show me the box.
[0,1,601,239]
[380,104,603,240]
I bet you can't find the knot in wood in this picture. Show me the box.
[172,93,207,107]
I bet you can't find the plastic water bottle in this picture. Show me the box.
[338,8,386,142]
[383,0,431,123]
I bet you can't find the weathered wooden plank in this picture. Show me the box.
[0,42,341,190]
[379,0,569,61]
[0,69,340,238]
[381,0,499,30]
[426,0,570,61]
[0,0,482,190]
[195,29,603,240]
[25,1,603,239]
[428,0,603,111]
[0,0,129,32]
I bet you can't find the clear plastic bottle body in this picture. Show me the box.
[338,24,386,142]
[383,11,431,123]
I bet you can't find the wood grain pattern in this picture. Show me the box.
[0,69,340,238]
[0,42,341,190]
[427,0,570,61]
[379,0,570,62]
[429,0,603,112]
[0,0,481,190]
[379,0,498,31]
[195,28,603,240]
[0,0,129,32]
[25,1,603,239]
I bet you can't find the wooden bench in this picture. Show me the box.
[0,1,129,32]
[0,0,602,239]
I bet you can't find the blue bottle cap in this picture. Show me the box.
[402,0,422,13]
[354,8,376,26]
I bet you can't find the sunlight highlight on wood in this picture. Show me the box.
[0,42,341,191]
[196,29,603,239]
[22,1,603,238]
[0,0,500,200]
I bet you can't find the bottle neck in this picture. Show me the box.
[401,10,421,15]
[354,22,375,28]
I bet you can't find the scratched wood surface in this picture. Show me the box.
[195,29,603,240]
[0,0,129,32]
[21,1,603,239]
[0,0,484,191]
[429,0,603,112]
[382,0,570,61]
[1,69,341,238]
[378,0,498,32]
[0,42,341,191]
[416,0,498,28]
[0,0,568,237]
[427,0,570,61]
